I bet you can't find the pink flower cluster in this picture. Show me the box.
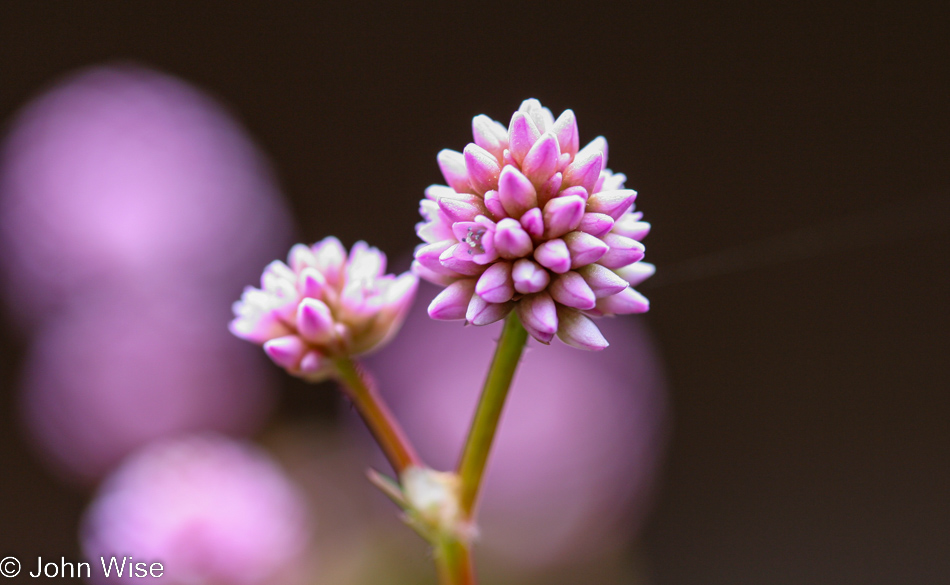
[413,99,653,350]
[230,238,417,380]
[0,66,289,483]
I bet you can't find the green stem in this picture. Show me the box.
[333,357,422,474]
[456,312,529,517]
[434,537,475,585]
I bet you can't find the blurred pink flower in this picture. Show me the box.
[231,238,417,381]
[82,434,311,585]
[18,295,275,484]
[363,282,668,568]
[0,65,293,327]
[413,99,653,349]
[0,64,293,482]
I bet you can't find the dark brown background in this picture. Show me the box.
[1,2,948,584]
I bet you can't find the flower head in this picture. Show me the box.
[231,238,418,380]
[413,99,653,349]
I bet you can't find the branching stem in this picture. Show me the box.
[332,357,421,474]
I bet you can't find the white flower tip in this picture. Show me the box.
[347,240,387,280]
[263,335,306,370]
[312,236,347,284]
[472,114,508,160]
[518,98,543,113]
[227,319,252,342]
[552,109,579,155]
[466,293,512,326]
[578,135,609,165]
[437,149,471,193]
[522,132,561,185]
[299,350,326,375]
[517,292,558,343]
[261,260,294,289]
[556,307,608,351]
[427,280,475,321]
[296,298,334,343]
[616,262,656,287]
[596,286,650,315]
[288,243,317,272]
[507,112,542,165]
[297,267,327,298]
[387,272,419,304]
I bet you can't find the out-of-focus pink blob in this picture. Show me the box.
[0,65,292,325]
[82,434,312,585]
[0,64,294,482]
[364,282,668,568]
[19,295,275,484]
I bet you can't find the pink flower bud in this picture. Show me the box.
[428,278,476,321]
[555,306,609,351]
[549,271,597,310]
[507,112,541,166]
[587,189,637,220]
[612,213,651,240]
[599,233,646,269]
[264,335,307,370]
[464,143,502,194]
[578,136,609,167]
[519,207,544,239]
[579,263,630,297]
[578,212,615,237]
[533,238,571,274]
[552,109,579,156]
[562,150,603,193]
[498,166,538,219]
[438,196,483,223]
[296,298,336,344]
[542,194,585,239]
[472,114,509,161]
[564,231,609,268]
[595,286,650,314]
[475,261,515,303]
[522,132,560,186]
[466,294,514,326]
[494,218,534,259]
[517,292,558,344]
[437,149,472,194]
[511,259,551,294]
[614,262,656,287]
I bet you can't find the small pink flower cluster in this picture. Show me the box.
[230,238,417,380]
[413,99,652,349]
[82,435,310,585]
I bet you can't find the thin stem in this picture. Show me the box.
[456,312,529,516]
[332,356,422,474]
[434,537,475,585]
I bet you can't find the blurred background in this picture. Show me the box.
[0,2,947,584]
